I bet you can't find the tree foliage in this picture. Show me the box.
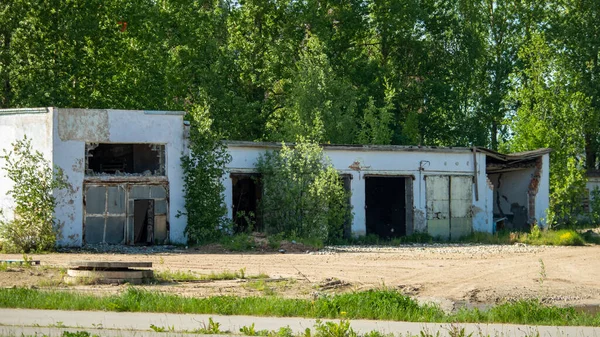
[0,136,68,253]
[2,0,600,225]
[256,140,351,243]
[180,104,232,244]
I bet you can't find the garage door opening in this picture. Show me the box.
[134,199,154,245]
[232,173,262,233]
[365,176,413,238]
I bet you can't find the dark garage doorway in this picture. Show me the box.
[134,199,154,245]
[365,176,412,238]
[231,173,262,233]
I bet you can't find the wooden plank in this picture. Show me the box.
[67,269,144,279]
[68,261,152,268]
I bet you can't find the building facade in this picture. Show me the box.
[0,108,551,246]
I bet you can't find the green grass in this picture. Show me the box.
[459,228,588,246]
[154,268,268,282]
[0,288,598,326]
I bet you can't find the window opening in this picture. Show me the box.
[86,143,165,176]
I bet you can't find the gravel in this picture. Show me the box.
[318,243,560,255]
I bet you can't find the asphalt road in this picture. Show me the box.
[0,309,598,337]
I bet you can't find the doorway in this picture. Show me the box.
[231,173,262,232]
[365,176,411,238]
[134,199,154,245]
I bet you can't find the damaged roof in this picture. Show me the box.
[225,141,552,159]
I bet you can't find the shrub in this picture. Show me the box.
[257,140,351,243]
[180,105,232,244]
[0,136,68,253]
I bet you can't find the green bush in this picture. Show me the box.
[0,136,68,253]
[180,105,231,244]
[257,140,351,243]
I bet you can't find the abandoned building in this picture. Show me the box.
[224,142,551,239]
[0,108,187,246]
[586,171,600,213]
[0,108,551,246]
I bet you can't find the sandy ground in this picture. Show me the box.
[1,244,599,310]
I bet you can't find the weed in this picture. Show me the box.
[194,317,226,334]
[61,332,99,337]
[158,256,165,265]
[445,324,472,337]
[538,259,547,288]
[221,233,255,251]
[271,326,295,337]
[315,319,356,337]
[150,324,174,332]
[50,321,66,328]
[240,323,270,336]
[268,233,284,249]
[155,268,268,282]
[2,288,600,326]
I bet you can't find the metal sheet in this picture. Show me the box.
[428,219,450,239]
[107,186,126,213]
[105,217,126,244]
[155,200,168,215]
[154,215,168,243]
[85,186,106,214]
[84,217,105,244]
[426,176,450,239]
[130,186,151,199]
[150,186,167,199]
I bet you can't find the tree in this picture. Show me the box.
[256,140,351,243]
[265,33,357,144]
[0,136,68,253]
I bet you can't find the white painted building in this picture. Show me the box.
[0,108,188,246]
[0,108,551,246]
[224,142,551,239]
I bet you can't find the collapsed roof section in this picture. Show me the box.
[479,148,552,174]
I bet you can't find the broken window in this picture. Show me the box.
[86,143,165,176]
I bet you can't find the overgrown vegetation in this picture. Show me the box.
[459,226,589,246]
[154,268,268,282]
[0,136,68,253]
[1,288,598,326]
[257,140,351,244]
[180,105,231,244]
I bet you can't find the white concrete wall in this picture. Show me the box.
[224,144,495,236]
[535,154,550,227]
[0,108,54,223]
[587,177,600,211]
[489,169,534,214]
[52,108,187,246]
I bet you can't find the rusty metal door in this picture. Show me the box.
[84,185,127,244]
[426,176,473,240]
[426,176,450,239]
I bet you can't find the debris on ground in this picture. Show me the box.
[319,277,350,290]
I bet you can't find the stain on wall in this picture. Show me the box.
[414,209,426,232]
[58,109,109,142]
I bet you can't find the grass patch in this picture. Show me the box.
[0,287,598,326]
[155,268,269,282]
[459,228,588,246]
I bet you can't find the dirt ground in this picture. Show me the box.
[1,244,599,311]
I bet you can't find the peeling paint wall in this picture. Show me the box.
[224,145,494,237]
[0,109,54,224]
[52,108,187,246]
[487,155,550,230]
